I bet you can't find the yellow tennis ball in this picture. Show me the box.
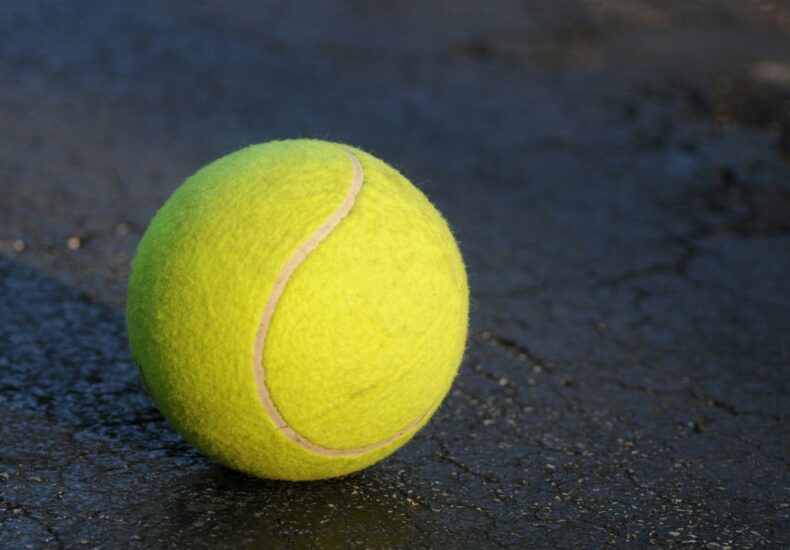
[126,139,468,481]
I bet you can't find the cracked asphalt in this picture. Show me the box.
[1,1,789,548]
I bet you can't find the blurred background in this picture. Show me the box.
[1,1,788,548]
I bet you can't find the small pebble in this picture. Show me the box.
[66,236,81,250]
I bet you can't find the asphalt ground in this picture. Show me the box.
[1,1,789,548]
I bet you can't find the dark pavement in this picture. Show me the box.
[1,1,789,548]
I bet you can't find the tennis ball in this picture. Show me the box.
[126,139,468,481]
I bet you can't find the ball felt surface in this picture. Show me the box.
[126,139,468,480]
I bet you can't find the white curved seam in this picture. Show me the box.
[252,150,430,457]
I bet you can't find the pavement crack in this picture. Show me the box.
[474,331,551,368]
[598,227,708,288]
[604,377,783,422]
[435,442,499,484]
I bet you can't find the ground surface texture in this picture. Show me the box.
[1,1,788,548]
